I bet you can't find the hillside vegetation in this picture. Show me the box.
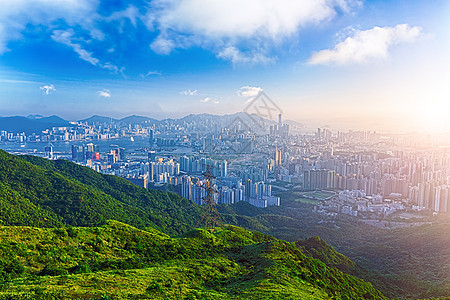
[0,150,200,235]
[224,196,450,299]
[1,150,446,299]
[297,236,358,275]
[0,221,385,299]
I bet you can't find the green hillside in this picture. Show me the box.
[0,181,64,227]
[0,221,385,299]
[0,150,269,236]
[3,150,445,298]
[297,236,358,275]
[0,149,200,235]
[224,196,450,299]
[295,236,393,296]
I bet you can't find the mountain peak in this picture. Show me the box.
[27,114,44,120]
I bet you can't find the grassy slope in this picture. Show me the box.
[0,221,385,299]
[224,197,450,299]
[296,236,358,275]
[0,150,200,235]
[310,219,450,299]
[0,182,64,227]
[2,151,444,298]
[295,236,393,297]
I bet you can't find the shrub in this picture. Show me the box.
[38,265,68,276]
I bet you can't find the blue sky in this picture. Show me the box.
[0,0,449,132]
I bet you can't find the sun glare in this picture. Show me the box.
[417,99,450,133]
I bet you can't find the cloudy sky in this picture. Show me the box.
[0,0,448,132]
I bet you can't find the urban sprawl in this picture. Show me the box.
[1,113,448,218]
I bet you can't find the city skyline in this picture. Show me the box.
[0,1,449,133]
[3,108,447,214]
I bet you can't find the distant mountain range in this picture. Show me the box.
[78,115,118,124]
[0,115,70,134]
[0,113,305,134]
[119,114,160,125]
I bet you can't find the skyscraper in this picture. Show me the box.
[180,156,190,172]
[274,148,282,166]
[85,143,100,160]
[71,145,85,162]
[148,150,156,162]
[149,129,154,146]
[245,179,252,200]
[278,113,282,131]
[44,145,53,160]
[221,160,228,177]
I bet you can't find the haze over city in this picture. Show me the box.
[0,0,449,133]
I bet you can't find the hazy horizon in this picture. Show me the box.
[2,110,449,135]
[1,1,449,133]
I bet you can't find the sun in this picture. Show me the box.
[417,99,450,133]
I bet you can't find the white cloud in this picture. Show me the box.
[334,0,362,14]
[0,0,99,54]
[145,71,162,76]
[200,97,219,104]
[102,63,125,75]
[52,30,99,65]
[0,1,126,73]
[0,78,37,84]
[150,0,359,40]
[140,70,162,78]
[237,86,263,97]
[51,29,121,73]
[309,24,423,65]
[148,0,361,63]
[0,0,364,70]
[106,5,140,27]
[217,46,275,65]
[150,36,176,55]
[40,84,55,95]
[97,89,111,98]
[180,89,198,96]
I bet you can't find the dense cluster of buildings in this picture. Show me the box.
[67,141,280,208]
[1,131,27,142]
[315,189,405,217]
[274,129,449,214]
[2,113,449,215]
[180,175,279,208]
